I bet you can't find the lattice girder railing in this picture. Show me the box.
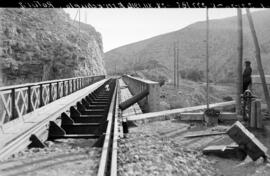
[0,90,12,124]
[58,82,64,99]
[0,75,105,126]
[51,83,57,101]
[15,87,28,120]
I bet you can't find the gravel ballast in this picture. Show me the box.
[118,120,270,176]
[118,121,219,176]
[0,138,101,176]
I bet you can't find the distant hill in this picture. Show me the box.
[104,10,270,83]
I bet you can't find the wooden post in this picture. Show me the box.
[206,8,209,109]
[236,8,243,116]
[250,101,256,127]
[256,100,262,129]
[246,9,270,113]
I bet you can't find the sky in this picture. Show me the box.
[64,8,265,52]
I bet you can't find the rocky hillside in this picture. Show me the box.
[105,10,270,83]
[0,9,106,86]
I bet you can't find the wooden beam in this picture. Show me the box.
[119,89,149,111]
[227,121,268,161]
[127,101,235,121]
[184,132,227,138]
[246,9,270,113]
[179,112,237,121]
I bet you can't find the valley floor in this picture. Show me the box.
[159,80,236,110]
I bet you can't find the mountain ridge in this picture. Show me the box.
[104,9,270,83]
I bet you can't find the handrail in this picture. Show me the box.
[0,75,105,91]
[0,75,106,125]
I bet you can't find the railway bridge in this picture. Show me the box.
[0,74,162,176]
[0,74,237,175]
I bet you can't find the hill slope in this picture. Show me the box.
[105,10,270,83]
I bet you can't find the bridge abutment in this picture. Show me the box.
[122,75,160,113]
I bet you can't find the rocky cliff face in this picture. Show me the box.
[0,8,106,86]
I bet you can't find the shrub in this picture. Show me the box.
[204,108,220,117]
[223,96,233,101]
[180,69,204,82]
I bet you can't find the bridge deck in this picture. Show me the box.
[0,79,108,149]
[119,79,142,117]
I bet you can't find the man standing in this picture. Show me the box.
[243,61,252,93]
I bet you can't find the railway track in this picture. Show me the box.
[0,78,119,176]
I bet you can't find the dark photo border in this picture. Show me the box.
[0,0,269,8]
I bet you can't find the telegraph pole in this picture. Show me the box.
[177,41,180,88]
[173,42,176,88]
[206,8,209,109]
[246,8,270,113]
[236,8,243,116]
[78,8,81,47]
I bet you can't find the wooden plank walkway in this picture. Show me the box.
[0,79,108,149]
[119,79,142,118]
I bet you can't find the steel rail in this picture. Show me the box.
[97,78,119,176]
[110,79,119,176]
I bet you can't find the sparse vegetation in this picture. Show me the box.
[180,69,205,82]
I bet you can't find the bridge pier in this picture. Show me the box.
[146,81,160,112]
[122,75,160,113]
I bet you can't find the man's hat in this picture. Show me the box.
[245,61,251,65]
